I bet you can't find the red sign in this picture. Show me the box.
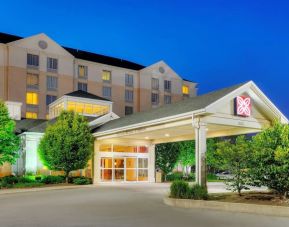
[235,96,251,117]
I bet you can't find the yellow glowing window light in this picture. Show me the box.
[75,103,84,113]
[26,92,38,105]
[84,104,93,114]
[67,102,76,112]
[182,85,189,95]
[78,65,86,77]
[26,112,38,119]
[102,70,111,81]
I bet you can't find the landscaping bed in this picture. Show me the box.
[209,191,289,207]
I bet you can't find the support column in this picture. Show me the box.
[148,144,156,183]
[93,140,101,185]
[194,121,207,187]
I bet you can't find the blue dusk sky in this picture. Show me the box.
[1,0,289,117]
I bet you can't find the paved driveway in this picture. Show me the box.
[0,183,287,227]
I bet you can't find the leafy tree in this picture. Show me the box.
[0,101,20,165]
[178,141,195,176]
[206,138,220,173]
[249,121,289,198]
[216,136,251,195]
[155,142,180,181]
[38,111,93,183]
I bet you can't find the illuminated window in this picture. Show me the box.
[182,85,189,95]
[26,112,38,119]
[99,144,112,152]
[27,73,39,89]
[84,104,93,114]
[113,145,137,153]
[26,92,38,105]
[102,70,111,82]
[78,65,88,78]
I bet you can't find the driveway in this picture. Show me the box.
[0,183,287,227]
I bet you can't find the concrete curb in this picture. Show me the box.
[163,197,289,218]
[0,185,93,196]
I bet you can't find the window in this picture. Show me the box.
[26,112,38,119]
[182,85,189,95]
[26,73,39,89]
[125,74,134,87]
[26,92,38,105]
[47,57,58,72]
[27,54,39,67]
[152,78,159,90]
[164,95,171,104]
[102,86,111,98]
[78,65,88,78]
[46,95,57,106]
[164,80,172,93]
[151,93,159,105]
[125,90,134,103]
[102,70,111,82]
[47,76,58,91]
[125,106,133,115]
[78,82,88,92]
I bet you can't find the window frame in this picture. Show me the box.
[151,78,159,90]
[27,54,39,68]
[47,57,58,72]
[164,80,172,93]
[102,70,112,83]
[78,82,88,92]
[102,86,112,99]
[46,76,58,91]
[125,74,134,87]
[78,65,88,79]
[151,93,159,105]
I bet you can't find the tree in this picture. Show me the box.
[177,141,195,176]
[249,121,289,198]
[155,142,180,181]
[216,136,251,195]
[0,101,20,165]
[206,138,220,173]
[38,111,93,183]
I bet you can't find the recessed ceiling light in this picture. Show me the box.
[145,136,149,140]
[165,133,170,137]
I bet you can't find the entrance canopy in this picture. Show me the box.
[92,81,288,186]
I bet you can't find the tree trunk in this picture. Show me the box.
[65,171,69,184]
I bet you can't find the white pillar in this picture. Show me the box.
[194,121,207,187]
[93,140,101,185]
[148,144,156,183]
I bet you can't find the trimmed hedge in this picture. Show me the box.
[170,180,208,200]
[40,175,65,184]
[72,177,92,185]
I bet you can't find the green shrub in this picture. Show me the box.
[40,175,65,184]
[1,176,19,185]
[166,172,183,181]
[189,184,208,200]
[17,176,35,184]
[73,177,92,185]
[170,180,190,199]
[12,182,44,188]
[170,180,208,200]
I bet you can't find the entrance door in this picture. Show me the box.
[126,157,137,182]
[114,158,124,181]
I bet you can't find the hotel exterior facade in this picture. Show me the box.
[0,32,197,120]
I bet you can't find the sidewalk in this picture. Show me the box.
[0,184,93,195]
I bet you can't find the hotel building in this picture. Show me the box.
[0,32,197,119]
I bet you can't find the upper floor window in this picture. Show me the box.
[125,74,134,87]
[47,57,58,72]
[27,54,39,68]
[46,95,57,106]
[26,92,38,105]
[102,86,112,99]
[26,112,38,119]
[164,80,172,93]
[102,70,111,83]
[78,65,88,79]
[47,76,58,91]
[182,85,189,95]
[27,73,39,89]
[78,82,87,92]
[152,78,159,90]
[125,90,134,103]
[125,106,133,115]
[164,95,171,104]
[151,93,159,105]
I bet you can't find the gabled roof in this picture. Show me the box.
[64,90,110,102]
[15,119,47,135]
[0,32,145,70]
[93,82,247,133]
